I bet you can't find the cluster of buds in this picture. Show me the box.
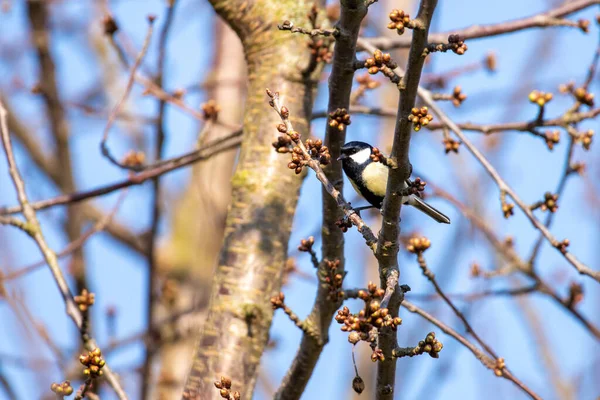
[555,239,570,254]
[447,34,468,55]
[494,357,506,377]
[306,138,331,165]
[387,9,413,35]
[121,150,146,168]
[394,332,443,359]
[276,122,300,140]
[408,107,433,131]
[51,381,74,397]
[352,74,381,104]
[502,202,514,218]
[272,132,293,153]
[528,90,553,107]
[579,129,594,150]
[356,73,381,90]
[406,236,431,254]
[404,178,426,196]
[214,376,241,400]
[270,292,303,329]
[371,347,385,362]
[79,348,105,377]
[443,137,460,154]
[573,87,595,107]
[540,192,559,213]
[328,108,351,131]
[297,236,315,252]
[336,283,402,359]
[369,147,394,168]
[335,216,353,232]
[308,38,333,63]
[74,289,95,312]
[320,259,344,301]
[451,86,467,107]
[288,147,308,174]
[270,292,286,309]
[544,130,560,150]
[201,100,220,121]
[369,147,384,163]
[305,5,332,63]
[566,282,584,308]
[365,50,398,75]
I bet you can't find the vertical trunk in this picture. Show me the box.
[182,1,318,398]
[155,18,246,400]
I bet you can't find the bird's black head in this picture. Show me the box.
[338,141,373,166]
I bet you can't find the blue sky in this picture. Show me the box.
[0,0,598,399]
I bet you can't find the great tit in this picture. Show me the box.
[337,141,450,224]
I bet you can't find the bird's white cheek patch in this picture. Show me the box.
[361,162,389,197]
[349,148,372,164]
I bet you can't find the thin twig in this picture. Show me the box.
[415,252,499,359]
[0,130,242,216]
[401,300,542,400]
[373,2,437,398]
[100,17,155,170]
[423,90,599,282]
[2,190,127,282]
[274,1,369,397]
[267,91,378,252]
[429,182,600,340]
[364,0,599,50]
[0,101,128,399]
[312,105,600,136]
[141,3,178,398]
[357,36,599,282]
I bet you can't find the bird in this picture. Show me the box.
[337,141,450,224]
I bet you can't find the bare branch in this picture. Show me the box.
[364,0,599,50]
[0,100,128,399]
[374,1,438,398]
[100,17,155,171]
[275,1,369,398]
[401,300,542,400]
[0,130,242,216]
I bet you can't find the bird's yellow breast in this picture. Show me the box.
[361,162,389,197]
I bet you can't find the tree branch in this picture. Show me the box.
[401,300,541,400]
[373,1,437,398]
[0,130,242,216]
[0,101,128,400]
[274,2,368,398]
[364,0,599,50]
[141,3,178,398]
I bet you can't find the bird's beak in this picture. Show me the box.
[337,153,348,161]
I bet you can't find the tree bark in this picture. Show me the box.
[155,18,246,400]
[182,1,318,398]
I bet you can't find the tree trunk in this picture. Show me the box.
[155,18,246,400]
[182,1,318,398]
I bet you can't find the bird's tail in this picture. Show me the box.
[408,196,451,224]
